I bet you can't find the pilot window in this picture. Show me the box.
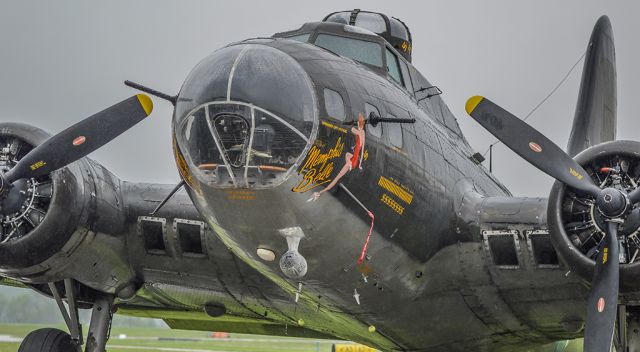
[410,67,433,107]
[314,34,383,67]
[365,103,382,138]
[398,60,414,94]
[438,100,463,137]
[386,114,403,148]
[324,88,346,121]
[385,48,403,85]
[287,33,310,42]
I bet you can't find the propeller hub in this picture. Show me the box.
[0,178,29,215]
[596,187,628,219]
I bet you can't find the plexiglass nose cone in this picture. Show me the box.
[174,43,318,189]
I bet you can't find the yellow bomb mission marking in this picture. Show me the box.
[569,167,584,180]
[603,247,608,264]
[378,176,414,205]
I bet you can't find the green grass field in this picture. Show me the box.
[0,323,589,352]
[0,324,339,352]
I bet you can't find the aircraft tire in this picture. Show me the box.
[18,328,78,352]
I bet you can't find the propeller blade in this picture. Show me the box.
[627,188,640,205]
[3,94,153,184]
[584,221,619,352]
[465,96,601,197]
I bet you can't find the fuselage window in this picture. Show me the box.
[385,48,403,85]
[314,34,383,68]
[387,114,403,148]
[365,103,382,138]
[324,88,346,121]
[398,59,414,94]
[287,33,311,42]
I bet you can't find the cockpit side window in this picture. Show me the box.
[314,34,383,68]
[385,48,403,85]
[409,66,439,119]
[287,33,311,43]
[436,98,463,137]
[398,59,414,94]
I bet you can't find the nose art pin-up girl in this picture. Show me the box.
[312,113,366,201]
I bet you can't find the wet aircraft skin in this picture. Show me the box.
[0,10,629,352]
[171,22,589,351]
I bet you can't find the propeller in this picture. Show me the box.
[584,220,619,352]
[466,96,629,352]
[0,94,153,196]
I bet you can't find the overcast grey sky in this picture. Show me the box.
[1,1,639,197]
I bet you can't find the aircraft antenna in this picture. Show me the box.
[481,50,587,171]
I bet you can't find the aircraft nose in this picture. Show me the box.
[173,43,318,189]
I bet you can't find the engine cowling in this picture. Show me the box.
[549,140,640,293]
[0,123,87,269]
[0,123,131,292]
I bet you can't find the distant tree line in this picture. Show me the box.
[0,287,164,328]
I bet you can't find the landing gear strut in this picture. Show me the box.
[84,295,114,352]
[17,279,115,352]
[615,306,640,352]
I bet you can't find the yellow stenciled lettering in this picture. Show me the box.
[603,247,608,264]
[569,167,584,180]
[30,160,46,171]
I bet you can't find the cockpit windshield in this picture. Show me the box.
[286,33,311,43]
[314,34,382,67]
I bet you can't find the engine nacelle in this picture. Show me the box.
[0,123,133,295]
[0,123,85,269]
[549,140,640,293]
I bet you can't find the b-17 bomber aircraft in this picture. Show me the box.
[0,9,635,352]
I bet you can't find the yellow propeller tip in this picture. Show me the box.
[136,94,153,116]
[465,96,484,115]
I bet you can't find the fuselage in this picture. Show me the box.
[170,21,588,351]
